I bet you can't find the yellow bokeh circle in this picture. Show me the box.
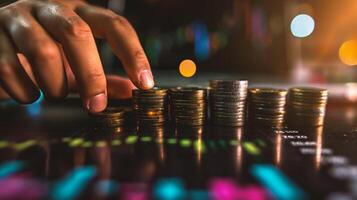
[339,40,357,66]
[179,59,197,77]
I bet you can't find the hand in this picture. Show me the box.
[0,0,154,112]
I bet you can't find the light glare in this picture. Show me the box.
[290,14,315,38]
[339,40,357,66]
[179,59,197,78]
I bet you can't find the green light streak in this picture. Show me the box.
[69,138,83,147]
[125,136,138,144]
[111,140,121,146]
[82,141,93,148]
[96,141,107,147]
[0,141,9,148]
[243,142,261,155]
[167,138,177,145]
[14,140,36,151]
[141,136,152,142]
[194,140,206,153]
[180,139,192,148]
[229,140,239,146]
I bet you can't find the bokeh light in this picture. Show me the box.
[345,83,357,101]
[339,40,357,66]
[290,14,315,38]
[179,59,197,78]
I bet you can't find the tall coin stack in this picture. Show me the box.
[247,88,288,127]
[287,87,328,127]
[169,88,207,126]
[132,88,168,126]
[89,107,125,132]
[209,80,248,126]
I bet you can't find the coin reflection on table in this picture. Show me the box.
[234,127,244,174]
[287,87,328,127]
[275,130,283,167]
[137,125,166,163]
[175,125,204,138]
[314,126,324,171]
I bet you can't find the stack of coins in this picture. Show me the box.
[89,107,125,132]
[169,87,207,126]
[247,88,288,127]
[132,88,168,126]
[209,80,248,126]
[287,87,328,127]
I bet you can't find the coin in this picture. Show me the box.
[210,80,248,127]
[289,87,328,95]
[89,107,125,131]
[247,88,287,127]
[169,87,207,126]
[287,87,328,127]
[132,88,168,126]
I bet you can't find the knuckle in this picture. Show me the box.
[134,49,146,60]
[15,25,37,42]
[30,41,59,62]
[0,58,15,77]
[87,69,105,84]
[0,65,13,78]
[133,49,150,67]
[110,15,130,28]
[63,16,92,39]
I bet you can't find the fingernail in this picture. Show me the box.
[85,93,107,113]
[139,70,154,89]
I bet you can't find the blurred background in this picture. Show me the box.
[2,0,357,99]
[96,0,357,86]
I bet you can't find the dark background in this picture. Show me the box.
[95,0,288,74]
[2,0,357,82]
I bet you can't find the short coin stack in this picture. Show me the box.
[132,88,168,126]
[209,80,248,127]
[89,107,125,132]
[169,88,207,126]
[247,88,288,127]
[287,87,328,127]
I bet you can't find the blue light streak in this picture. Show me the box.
[51,166,97,200]
[251,164,306,200]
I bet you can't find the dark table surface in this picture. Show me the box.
[0,92,357,200]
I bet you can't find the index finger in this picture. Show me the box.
[35,3,107,113]
[75,5,155,90]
